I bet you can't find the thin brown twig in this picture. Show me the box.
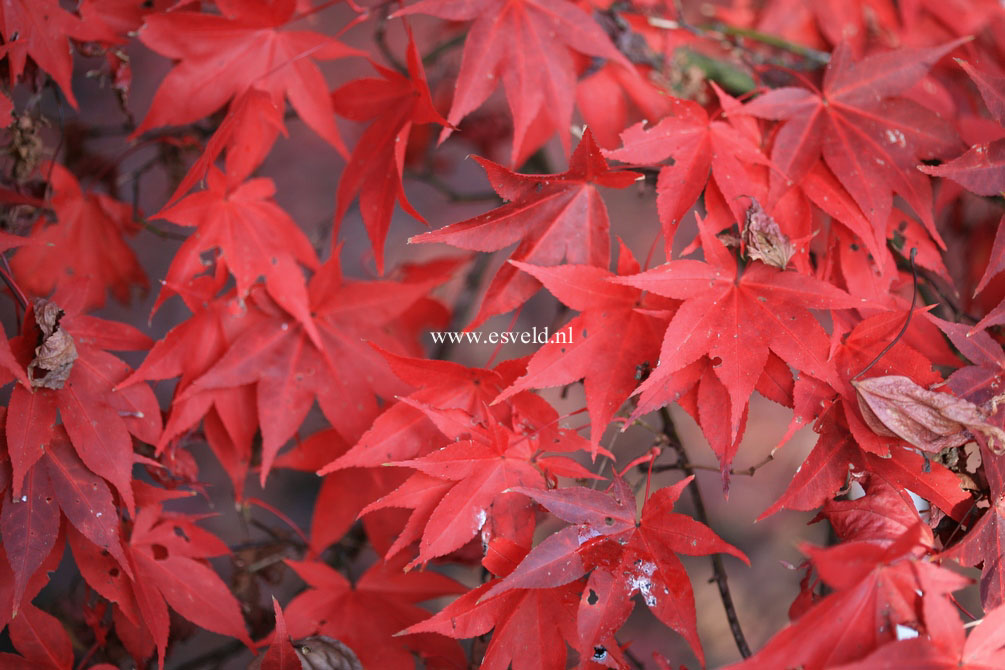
[660,1,830,66]
[0,255,29,315]
[636,418,775,477]
[658,407,751,659]
[650,451,775,477]
[403,169,498,203]
[138,218,188,241]
[422,32,467,66]
[374,8,408,76]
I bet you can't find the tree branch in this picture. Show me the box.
[658,407,752,659]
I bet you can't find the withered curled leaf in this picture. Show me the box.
[248,635,363,670]
[27,299,77,389]
[743,198,794,269]
[852,375,1005,455]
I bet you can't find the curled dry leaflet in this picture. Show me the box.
[26,299,76,389]
[742,198,795,270]
[853,375,1005,455]
[1,1,1005,670]
[247,635,363,670]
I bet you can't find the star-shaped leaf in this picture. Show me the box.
[397,0,630,165]
[411,129,639,328]
[134,0,360,154]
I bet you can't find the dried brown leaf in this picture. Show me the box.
[743,198,794,269]
[852,375,1005,454]
[27,299,77,389]
[248,635,363,670]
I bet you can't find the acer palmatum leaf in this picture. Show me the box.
[487,476,748,667]
[10,163,147,311]
[134,0,360,155]
[942,494,1005,610]
[6,601,74,668]
[318,346,517,473]
[284,556,466,669]
[726,524,967,670]
[395,0,631,165]
[743,38,968,249]
[182,255,448,485]
[0,0,89,107]
[957,59,1005,126]
[402,537,581,670]
[153,168,321,345]
[410,129,639,328]
[495,241,671,456]
[127,504,253,668]
[332,29,448,274]
[604,94,770,253]
[819,473,929,547]
[612,213,859,465]
[7,296,160,516]
[167,88,287,205]
[0,463,57,617]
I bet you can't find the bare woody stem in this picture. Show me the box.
[655,3,831,66]
[636,418,775,477]
[658,407,752,659]
[0,256,28,314]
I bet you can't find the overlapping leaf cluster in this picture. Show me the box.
[1,1,1005,669]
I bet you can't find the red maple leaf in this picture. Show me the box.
[494,240,672,455]
[283,555,467,669]
[411,129,639,327]
[332,31,448,274]
[125,503,253,669]
[762,312,972,522]
[178,255,449,484]
[396,0,631,165]
[919,139,1005,196]
[742,39,967,250]
[166,88,287,206]
[827,602,1005,670]
[260,599,300,670]
[404,537,581,670]
[7,294,161,517]
[2,428,133,620]
[319,348,526,473]
[117,282,265,498]
[818,472,930,547]
[919,59,1005,198]
[603,89,770,249]
[372,400,592,565]
[133,0,360,154]
[485,475,747,667]
[11,163,148,311]
[725,525,969,670]
[942,493,1005,611]
[3,601,74,669]
[612,214,859,472]
[153,168,321,340]
[0,0,88,107]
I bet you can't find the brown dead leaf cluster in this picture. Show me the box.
[27,299,77,389]
[247,635,363,670]
[853,374,1005,455]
